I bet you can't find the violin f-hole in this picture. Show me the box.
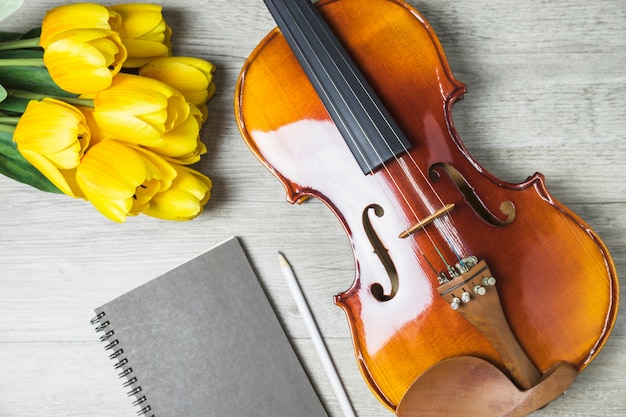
[429,162,516,226]
[362,204,399,301]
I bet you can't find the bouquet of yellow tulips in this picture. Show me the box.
[0,1,215,222]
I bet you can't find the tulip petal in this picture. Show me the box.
[76,141,179,222]
[153,114,201,159]
[92,74,198,149]
[110,4,166,38]
[13,99,90,197]
[16,100,89,157]
[93,108,168,146]
[43,29,127,94]
[77,141,146,200]
[93,87,170,146]
[40,3,119,48]
[139,57,216,106]
[20,150,78,196]
[143,165,211,221]
[88,193,134,223]
[110,3,172,68]
[122,39,170,59]
[133,147,177,191]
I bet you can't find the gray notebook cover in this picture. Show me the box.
[93,237,329,417]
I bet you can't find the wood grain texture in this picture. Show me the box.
[0,0,624,416]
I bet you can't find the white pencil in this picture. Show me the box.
[279,252,357,417]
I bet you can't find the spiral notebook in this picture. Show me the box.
[92,237,328,417]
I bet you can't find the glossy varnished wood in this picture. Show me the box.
[236,0,619,410]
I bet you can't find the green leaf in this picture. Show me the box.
[0,95,29,113]
[0,49,44,59]
[0,0,23,24]
[20,27,41,40]
[0,128,61,193]
[0,84,7,102]
[0,31,21,41]
[0,66,78,98]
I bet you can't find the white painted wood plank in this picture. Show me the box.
[0,0,624,416]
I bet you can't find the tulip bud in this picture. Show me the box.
[142,164,212,221]
[92,74,203,163]
[76,140,177,222]
[109,3,172,67]
[13,98,90,197]
[43,29,127,94]
[40,3,122,49]
[139,57,216,106]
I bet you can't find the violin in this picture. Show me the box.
[235,0,619,415]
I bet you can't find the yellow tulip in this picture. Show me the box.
[92,74,202,162]
[39,3,122,49]
[145,103,206,165]
[79,107,114,146]
[76,140,177,223]
[196,103,209,125]
[109,4,172,67]
[139,57,216,106]
[142,164,212,221]
[43,29,127,94]
[13,98,90,197]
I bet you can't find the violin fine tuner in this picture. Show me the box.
[237,0,619,414]
[474,284,487,295]
[441,259,491,309]
[441,256,499,309]
[483,276,497,286]
[438,259,543,391]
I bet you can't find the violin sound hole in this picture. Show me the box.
[429,163,515,227]
[362,204,399,301]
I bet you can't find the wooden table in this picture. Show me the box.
[1,0,624,416]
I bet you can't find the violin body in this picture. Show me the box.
[236,0,618,411]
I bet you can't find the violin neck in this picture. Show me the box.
[263,0,412,174]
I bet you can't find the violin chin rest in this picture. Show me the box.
[396,356,577,417]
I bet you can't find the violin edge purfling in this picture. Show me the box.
[235,0,619,414]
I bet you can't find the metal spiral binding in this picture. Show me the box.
[92,312,155,417]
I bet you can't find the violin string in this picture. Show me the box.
[271,0,451,267]
[271,0,467,272]
[395,157,469,260]
[288,0,467,270]
[292,0,470,263]
[300,0,472,261]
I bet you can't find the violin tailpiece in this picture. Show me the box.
[238,0,619,413]
[437,259,541,390]
[393,259,579,417]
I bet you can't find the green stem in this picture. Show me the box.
[0,116,20,125]
[0,37,42,51]
[0,58,45,67]
[8,89,95,108]
[0,122,16,134]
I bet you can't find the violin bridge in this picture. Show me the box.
[399,203,455,238]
